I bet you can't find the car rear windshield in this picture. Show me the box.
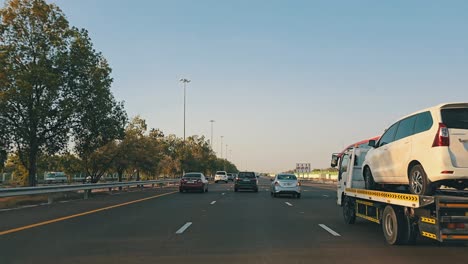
[238,172,255,178]
[277,174,297,180]
[441,108,468,129]
[184,173,201,178]
[216,171,226,175]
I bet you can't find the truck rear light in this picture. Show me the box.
[432,123,450,147]
[447,223,465,229]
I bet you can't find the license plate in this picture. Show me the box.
[188,181,194,183]
[243,179,250,182]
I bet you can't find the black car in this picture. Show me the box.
[234,172,258,192]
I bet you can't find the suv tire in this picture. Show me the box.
[409,164,434,195]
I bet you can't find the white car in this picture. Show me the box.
[363,103,468,195]
[270,173,301,198]
[214,171,228,183]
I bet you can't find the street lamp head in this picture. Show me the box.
[179,78,191,83]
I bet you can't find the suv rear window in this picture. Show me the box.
[441,108,468,129]
[238,172,255,178]
[216,171,226,175]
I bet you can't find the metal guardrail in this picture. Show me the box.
[0,179,180,198]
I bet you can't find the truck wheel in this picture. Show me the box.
[364,168,377,190]
[400,214,418,245]
[382,205,406,245]
[343,197,356,224]
[409,165,434,195]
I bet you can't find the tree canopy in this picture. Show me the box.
[0,0,126,185]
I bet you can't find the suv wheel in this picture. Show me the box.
[409,165,434,195]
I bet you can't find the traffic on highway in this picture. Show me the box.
[1,0,468,263]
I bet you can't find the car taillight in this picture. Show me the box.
[432,123,450,147]
[180,179,187,183]
[297,182,301,186]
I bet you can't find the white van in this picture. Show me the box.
[44,172,67,184]
[363,103,468,195]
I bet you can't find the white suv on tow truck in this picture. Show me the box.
[363,103,468,195]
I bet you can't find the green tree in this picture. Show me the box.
[0,0,76,185]
[70,28,127,182]
[0,0,126,185]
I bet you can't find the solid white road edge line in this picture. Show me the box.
[285,202,293,206]
[210,201,216,205]
[175,222,193,234]
[319,224,341,237]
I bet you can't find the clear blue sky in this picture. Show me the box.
[23,1,468,172]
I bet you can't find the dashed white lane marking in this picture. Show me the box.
[319,224,341,237]
[285,202,293,206]
[323,195,329,197]
[175,222,193,234]
[210,201,216,205]
[221,193,225,195]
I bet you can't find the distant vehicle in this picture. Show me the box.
[44,172,67,184]
[270,174,301,198]
[227,173,235,181]
[179,172,209,193]
[363,103,468,195]
[214,171,228,183]
[234,172,258,192]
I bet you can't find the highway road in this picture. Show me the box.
[1,178,467,264]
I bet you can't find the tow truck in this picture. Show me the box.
[331,142,468,245]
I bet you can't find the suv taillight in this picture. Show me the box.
[432,123,450,147]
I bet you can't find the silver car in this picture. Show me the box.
[270,174,301,198]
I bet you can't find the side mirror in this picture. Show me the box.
[330,154,339,168]
[368,140,376,148]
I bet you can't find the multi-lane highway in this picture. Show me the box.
[1,178,467,264]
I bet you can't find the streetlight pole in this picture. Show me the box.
[209,120,215,149]
[226,144,228,161]
[179,78,191,142]
[179,78,191,175]
[220,136,224,159]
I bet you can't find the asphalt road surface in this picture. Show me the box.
[1,178,467,264]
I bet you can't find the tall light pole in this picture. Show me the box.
[179,78,191,142]
[225,144,228,161]
[180,78,190,175]
[209,120,215,148]
[220,136,224,159]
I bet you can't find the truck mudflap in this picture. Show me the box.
[419,196,468,242]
